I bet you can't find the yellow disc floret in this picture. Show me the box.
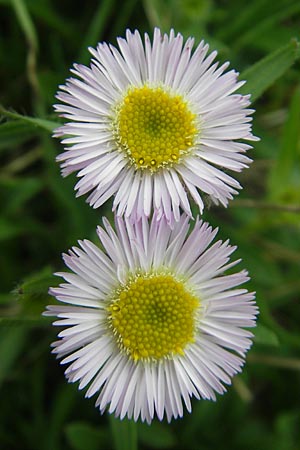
[108,273,199,361]
[113,85,197,171]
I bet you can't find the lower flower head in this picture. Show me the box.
[45,214,257,423]
[54,28,258,222]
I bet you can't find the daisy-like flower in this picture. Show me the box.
[45,214,257,423]
[54,28,258,222]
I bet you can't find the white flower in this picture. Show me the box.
[45,214,257,423]
[54,28,258,222]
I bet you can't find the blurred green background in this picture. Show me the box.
[1,0,300,449]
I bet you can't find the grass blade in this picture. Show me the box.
[239,38,300,102]
[78,0,116,64]
[109,416,138,450]
[268,86,300,197]
[11,0,38,51]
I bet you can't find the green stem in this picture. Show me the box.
[248,353,300,370]
[10,0,45,116]
[230,199,300,212]
[109,415,138,450]
[1,146,42,174]
[233,377,253,403]
[0,105,59,132]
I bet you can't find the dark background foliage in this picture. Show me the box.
[0,0,300,449]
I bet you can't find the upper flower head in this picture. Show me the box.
[45,213,257,423]
[54,28,258,222]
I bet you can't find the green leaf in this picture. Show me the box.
[65,422,108,450]
[0,325,28,387]
[109,0,139,40]
[138,421,176,448]
[0,177,43,214]
[239,39,300,102]
[44,384,78,450]
[268,86,300,198]
[28,1,74,39]
[0,120,36,151]
[0,293,14,305]
[14,266,56,314]
[109,416,138,450]
[11,0,38,51]
[0,217,26,240]
[253,324,279,347]
[143,0,212,35]
[216,0,270,41]
[0,105,59,132]
[275,411,299,450]
[0,267,56,326]
[235,2,300,50]
[249,353,300,370]
[78,0,116,65]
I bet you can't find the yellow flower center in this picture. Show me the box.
[108,273,199,361]
[113,85,197,172]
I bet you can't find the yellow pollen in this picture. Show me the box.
[111,305,120,312]
[114,85,197,172]
[108,274,199,361]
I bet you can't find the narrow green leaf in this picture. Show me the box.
[143,0,172,30]
[0,105,59,132]
[14,266,56,314]
[275,411,299,448]
[258,301,300,349]
[268,86,300,197]
[0,293,14,305]
[249,353,300,370]
[138,421,176,448]
[65,422,108,450]
[109,0,138,40]
[216,0,270,41]
[1,147,42,175]
[11,0,38,51]
[254,324,280,347]
[0,267,56,326]
[235,2,300,51]
[239,39,300,102]
[78,0,116,65]
[44,384,78,450]
[109,416,138,450]
[144,0,212,37]
[0,177,43,213]
[0,326,28,387]
[0,120,36,151]
[0,217,26,240]
[28,1,74,39]
[233,377,253,403]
